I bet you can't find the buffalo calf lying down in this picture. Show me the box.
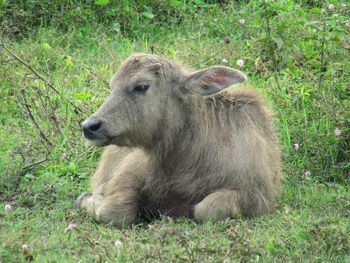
[76,54,282,227]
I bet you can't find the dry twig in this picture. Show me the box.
[13,157,48,188]
[87,66,110,89]
[20,89,53,149]
[71,57,110,90]
[0,41,83,113]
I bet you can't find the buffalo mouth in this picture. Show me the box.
[91,137,113,147]
[82,131,113,147]
[82,123,135,147]
[84,133,132,147]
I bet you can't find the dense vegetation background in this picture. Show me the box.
[0,0,349,262]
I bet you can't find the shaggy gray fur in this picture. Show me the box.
[76,54,282,227]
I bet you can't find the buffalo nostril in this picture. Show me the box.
[89,121,102,132]
[82,119,102,139]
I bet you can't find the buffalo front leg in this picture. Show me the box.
[74,191,138,227]
[75,148,149,228]
[193,190,240,222]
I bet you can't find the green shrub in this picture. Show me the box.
[0,0,219,38]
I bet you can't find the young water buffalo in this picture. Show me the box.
[75,54,282,227]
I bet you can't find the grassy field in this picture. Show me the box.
[1,1,349,262]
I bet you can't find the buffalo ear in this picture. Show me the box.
[182,66,247,96]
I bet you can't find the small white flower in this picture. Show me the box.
[284,205,291,214]
[328,4,335,11]
[221,58,228,64]
[334,127,341,136]
[333,13,339,17]
[236,59,244,68]
[304,171,311,177]
[293,143,299,150]
[114,240,123,248]
[4,204,13,212]
[65,223,77,232]
[22,244,29,252]
[239,19,245,25]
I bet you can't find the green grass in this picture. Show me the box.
[1,1,349,262]
[1,175,349,262]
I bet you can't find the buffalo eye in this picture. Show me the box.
[133,84,149,92]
